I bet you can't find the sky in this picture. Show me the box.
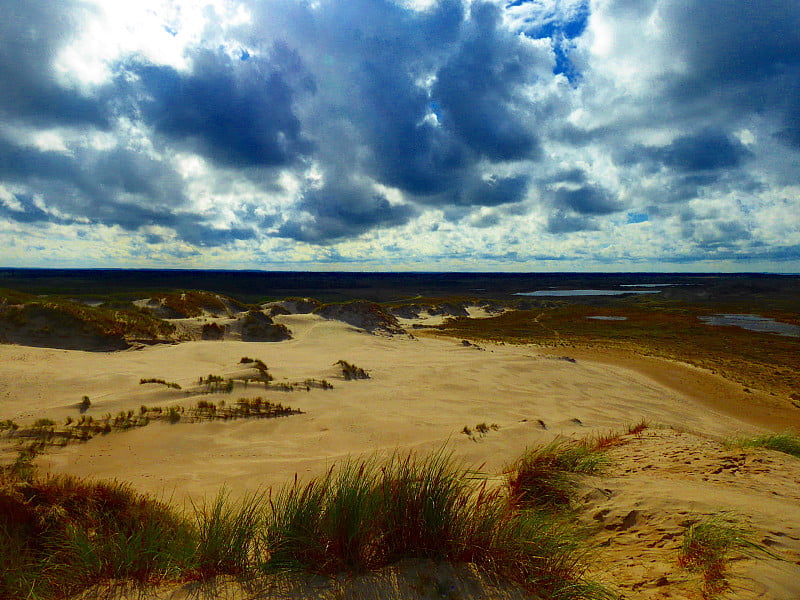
[1,0,799,272]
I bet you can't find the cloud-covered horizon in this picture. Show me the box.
[1,0,798,271]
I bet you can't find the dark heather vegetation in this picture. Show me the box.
[0,293,176,350]
[147,291,246,318]
[0,442,622,600]
[239,310,292,342]
[436,301,800,399]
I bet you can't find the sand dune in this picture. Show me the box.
[2,312,800,598]
[1,314,758,499]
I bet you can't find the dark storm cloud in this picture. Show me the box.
[124,45,314,168]
[0,193,72,225]
[277,178,417,243]
[552,185,620,215]
[623,130,750,173]
[0,135,185,211]
[433,2,541,161]
[0,0,110,127]
[355,60,468,196]
[656,0,800,150]
[240,0,546,240]
[546,211,598,233]
[0,134,252,246]
[458,175,529,207]
[536,169,620,229]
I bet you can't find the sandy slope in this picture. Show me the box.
[2,314,758,499]
[2,312,800,598]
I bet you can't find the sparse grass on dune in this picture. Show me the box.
[0,444,618,600]
[724,431,800,458]
[507,439,609,509]
[0,473,196,599]
[679,515,774,599]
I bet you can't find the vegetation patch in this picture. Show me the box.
[679,515,772,599]
[336,360,369,380]
[139,378,182,390]
[0,442,619,600]
[1,396,303,459]
[723,431,800,458]
[507,438,609,509]
[461,422,499,440]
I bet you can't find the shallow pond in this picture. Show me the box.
[697,314,800,337]
[515,289,662,297]
[585,316,628,321]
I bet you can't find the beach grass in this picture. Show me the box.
[679,515,772,599]
[507,439,609,509]
[0,443,617,600]
[723,431,800,458]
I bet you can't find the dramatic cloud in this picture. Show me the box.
[124,45,314,168]
[0,0,111,128]
[1,0,798,270]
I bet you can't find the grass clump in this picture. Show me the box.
[261,449,612,598]
[0,473,196,599]
[679,516,771,599]
[507,439,609,509]
[140,378,182,390]
[1,445,614,600]
[335,360,370,380]
[193,490,263,577]
[724,431,800,458]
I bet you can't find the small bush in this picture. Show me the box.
[626,419,649,436]
[167,407,181,424]
[0,419,19,432]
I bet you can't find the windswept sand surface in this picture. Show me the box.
[2,313,800,598]
[1,313,761,499]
